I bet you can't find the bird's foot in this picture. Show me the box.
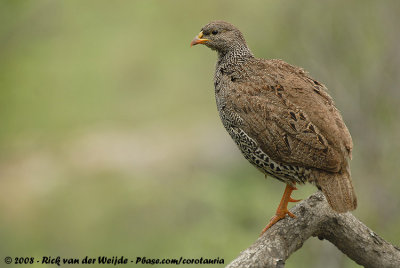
[260,184,300,236]
[260,209,294,235]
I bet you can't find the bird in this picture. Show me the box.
[190,21,357,235]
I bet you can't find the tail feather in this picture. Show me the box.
[316,169,357,213]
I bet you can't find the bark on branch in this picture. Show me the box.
[227,192,400,268]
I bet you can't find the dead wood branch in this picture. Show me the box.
[227,192,400,268]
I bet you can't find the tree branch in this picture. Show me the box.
[227,191,400,268]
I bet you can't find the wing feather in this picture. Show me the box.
[225,59,352,172]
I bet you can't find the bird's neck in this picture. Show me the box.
[217,43,254,70]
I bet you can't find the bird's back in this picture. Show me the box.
[218,58,352,172]
[214,57,356,211]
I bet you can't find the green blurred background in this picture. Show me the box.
[1,0,399,267]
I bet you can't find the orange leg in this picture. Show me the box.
[260,183,301,235]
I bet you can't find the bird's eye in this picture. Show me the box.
[212,30,218,35]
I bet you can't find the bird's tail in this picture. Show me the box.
[316,167,357,213]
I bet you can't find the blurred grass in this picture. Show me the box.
[0,0,399,267]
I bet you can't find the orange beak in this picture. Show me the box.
[190,31,209,47]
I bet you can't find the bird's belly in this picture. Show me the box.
[219,109,310,184]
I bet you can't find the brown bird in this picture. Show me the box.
[190,21,357,234]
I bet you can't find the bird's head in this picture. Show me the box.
[190,21,247,53]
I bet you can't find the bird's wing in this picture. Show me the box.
[226,59,352,172]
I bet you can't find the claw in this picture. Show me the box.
[287,211,296,218]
